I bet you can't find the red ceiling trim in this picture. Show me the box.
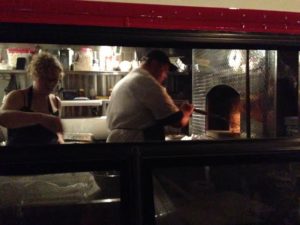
[1,0,300,34]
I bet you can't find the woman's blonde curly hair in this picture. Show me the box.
[28,52,64,81]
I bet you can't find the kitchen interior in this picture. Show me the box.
[0,43,298,144]
[0,42,299,225]
[1,2,300,224]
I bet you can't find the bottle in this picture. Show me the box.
[131,50,139,69]
[78,88,85,97]
[92,51,99,71]
[89,88,96,99]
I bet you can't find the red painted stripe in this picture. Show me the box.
[0,0,300,34]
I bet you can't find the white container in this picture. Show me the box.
[119,60,131,72]
[62,116,109,140]
[99,46,114,71]
[73,48,93,71]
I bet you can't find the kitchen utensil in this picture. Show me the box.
[193,108,227,122]
[194,108,240,130]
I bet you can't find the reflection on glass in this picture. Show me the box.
[249,50,276,138]
[0,171,120,225]
[153,164,299,225]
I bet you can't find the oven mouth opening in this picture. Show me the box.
[206,85,241,136]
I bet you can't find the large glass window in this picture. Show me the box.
[0,43,298,144]
[0,171,120,225]
[153,163,300,225]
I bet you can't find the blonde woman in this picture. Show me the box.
[0,52,64,145]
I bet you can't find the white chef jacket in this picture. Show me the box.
[106,68,179,142]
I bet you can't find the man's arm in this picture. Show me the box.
[158,102,194,128]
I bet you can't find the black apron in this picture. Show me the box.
[7,86,59,146]
[143,111,184,142]
[143,124,165,141]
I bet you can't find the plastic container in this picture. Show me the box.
[73,48,93,71]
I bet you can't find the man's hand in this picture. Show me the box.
[180,102,194,117]
[178,102,194,127]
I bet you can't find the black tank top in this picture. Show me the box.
[7,86,59,146]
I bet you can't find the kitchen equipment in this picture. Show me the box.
[64,132,94,143]
[119,60,131,72]
[206,130,240,139]
[7,48,34,69]
[16,57,26,70]
[59,48,74,70]
[73,48,93,71]
[194,108,240,138]
[62,89,77,100]
[62,116,109,141]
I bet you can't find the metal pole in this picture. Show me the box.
[246,50,251,138]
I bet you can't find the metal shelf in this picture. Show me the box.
[65,71,127,76]
[61,99,103,107]
[0,70,189,76]
[0,69,26,74]
[0,70,128,76]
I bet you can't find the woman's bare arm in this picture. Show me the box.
[0,90,63,133]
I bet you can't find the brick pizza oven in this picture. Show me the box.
[191,49,277,138]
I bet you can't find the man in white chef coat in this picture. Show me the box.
[106,50,194,142]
